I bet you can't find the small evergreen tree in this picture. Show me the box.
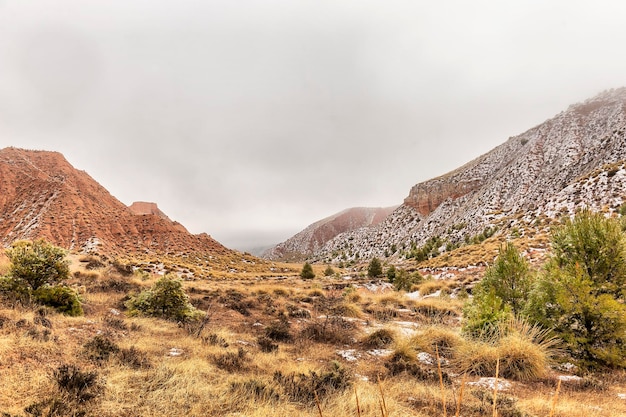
[386,265,396,283]
[1,239,81,315]
[463,242,532,336]
[323,265,335,277]
[126,274,199,322]
[6,239,69,291]
[300,262,315,279]
[525,211,626,369]
[367,257,383,278]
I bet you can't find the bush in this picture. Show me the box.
[273,361,352,405]
[125,274,200,322]
[211,347,248,372]
[300,262,315,279]
[323,265,335,276]
[6,239,69,291]
[463,243,531,336]
[83,335,120,363]
[33,285,82,316]
[367,257,383,278]
[393,269,422,291]
[525,211,626,369]
[53,364,103,402]
[265,316,293,342]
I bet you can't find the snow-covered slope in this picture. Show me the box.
[312,88,626,263]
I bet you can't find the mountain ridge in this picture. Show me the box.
[0,147,230,259]
[308,88,626,263]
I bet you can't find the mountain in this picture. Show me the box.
[0,147,284,278]
[309,88,626,263]
[264,206,397,261]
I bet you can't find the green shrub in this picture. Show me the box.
[463,243,531,336]
[525,211,626,369]
[300,262,315,279]
[125,274,200,322]
[33,285,83,316]
[323,265,335,276]
[393,269,422,291]
[367,257,383,278]
[6,239,69,291]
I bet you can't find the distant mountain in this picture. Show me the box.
[310,88,626,263]
[264,206,397,261]
[0,147,230,258]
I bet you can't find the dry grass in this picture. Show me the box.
[0,261,624,417]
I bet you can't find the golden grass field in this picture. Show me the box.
[1,254,625,417]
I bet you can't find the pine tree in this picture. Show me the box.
[300,262,315,279]
[367,257,383,278]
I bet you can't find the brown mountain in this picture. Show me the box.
[264,206,397,261]
[0,147,230,259]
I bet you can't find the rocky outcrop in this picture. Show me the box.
[0,147,230,258]
[129,201,170,219]
[404,178,483,216]
[312,88,626,262]
[264,206,397,261]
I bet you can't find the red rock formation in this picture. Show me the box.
[403,178,483,216]
[0,147,230,257]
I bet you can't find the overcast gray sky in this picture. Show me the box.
[2,1,626,250]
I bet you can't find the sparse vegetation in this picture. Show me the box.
[367,257,383,278]
[300,262,315,279]
[0,223,625,416]
[526,210,626,369]
[125,274,200,322]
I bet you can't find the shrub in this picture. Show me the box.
[455,318,557,380]
[300,262,315,279]
[367,257,383,278]
[463,242,532,336]
[83,335,120,363]
[393,269,422,291]
[265,317,293,342]
[273,361,352,405]
[53,363,103,402]
[525,210,626,369]
[211,347,248,372]
[125,274,200,322]
[5,239,69,291]
[386,265,396,282]
[257,336,279,353]
[323,265,335,276]
[33,285,83,316]
[118,346,151,369]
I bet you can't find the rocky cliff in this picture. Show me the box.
[311,88,626,263]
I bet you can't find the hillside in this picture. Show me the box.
[311,88,626,263]
[264,206,397,261]
[0,147,289,278]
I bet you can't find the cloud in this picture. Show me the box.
[2,1,626,249]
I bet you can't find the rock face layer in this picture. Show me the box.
[264,206,397,261]
[0,147,229,257]
[312,88,626,262]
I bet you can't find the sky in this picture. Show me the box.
[2,1,626,251]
